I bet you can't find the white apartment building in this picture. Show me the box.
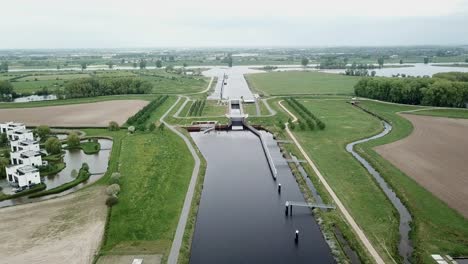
[1,122,43,188]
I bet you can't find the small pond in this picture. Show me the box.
[0,139,112,208]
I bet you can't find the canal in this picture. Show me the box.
[189,130,334,263]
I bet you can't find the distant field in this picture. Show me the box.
[1,70,208,95]
[246,71,359,95]
[18,73,90,81]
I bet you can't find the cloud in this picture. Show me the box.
[1,0,468,48]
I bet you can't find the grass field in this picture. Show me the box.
[283,99,400,262]
[245,71,359,96]
[201,100,226,116]
[101,130,194,257]
[356,101,468,263]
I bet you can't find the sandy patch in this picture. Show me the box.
[375,114,468,218]
[0,100,148,127]
[0,187,108,264]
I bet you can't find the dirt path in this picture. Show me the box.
[0,186,107,264]
[0,100,148,127]
[278,100,386,264]
[376,114,468,218]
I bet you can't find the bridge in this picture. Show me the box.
[285,201,335,215]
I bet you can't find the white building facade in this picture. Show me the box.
[1,122,43,188]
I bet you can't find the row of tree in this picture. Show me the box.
[64,77,152,98]
[433,72,468,82]
[354,76,468,107]
[285,98,326,130]
[0,80,14,101]
[126,96,168,129]
[188,99,206,116]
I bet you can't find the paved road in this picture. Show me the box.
[162,97,201,264]
[278,100,386,264]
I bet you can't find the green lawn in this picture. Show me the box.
[101,130,194,256]
[201,100,226,116]
[245,71,359,96]
[286,99,400,263]
[356,101,468,263]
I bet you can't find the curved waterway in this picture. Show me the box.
[0,139,112,208]
[346,122,413,263]
[190,130,334,264]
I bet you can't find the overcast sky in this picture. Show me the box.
[2,0,468,49]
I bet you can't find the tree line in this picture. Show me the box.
[354,74,468,107]
[126,96,168,130]
[188,99,206,116]
[64,77,153,98]
[285,97,326,130]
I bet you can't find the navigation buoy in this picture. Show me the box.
[295,230,299,243]
[278,183,282,193]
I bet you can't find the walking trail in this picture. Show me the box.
[162,97,201,264]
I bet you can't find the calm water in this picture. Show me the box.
[346,122,412,263]
[190,131,334,264]
[321,63,468,77]
[0,139,112,208]
[13,94,57,103]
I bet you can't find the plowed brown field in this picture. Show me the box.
[0,100,148,127]
[375,114,468,218]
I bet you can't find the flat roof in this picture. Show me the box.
[17,165,38,174]
[19,139,38,145]
[13,129,32,134]
[20,150,41,158]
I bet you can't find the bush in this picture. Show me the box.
[35,125,50,142]
[106,196,119,207]
[148,123,156,132]
[45,137,62,155]
[82,162,89,171]
[67,132,80,148]
[106,184,120,196]
[108,121,120,131]
[109,172,121,184]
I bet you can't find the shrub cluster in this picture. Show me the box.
[286,98,326,130]
[64,77,153,98]
[126,96,168,130]
[188,99,206,116]
[354,75,468,107]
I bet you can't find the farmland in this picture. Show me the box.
[0,100,148,127]
[376,114,468,217]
